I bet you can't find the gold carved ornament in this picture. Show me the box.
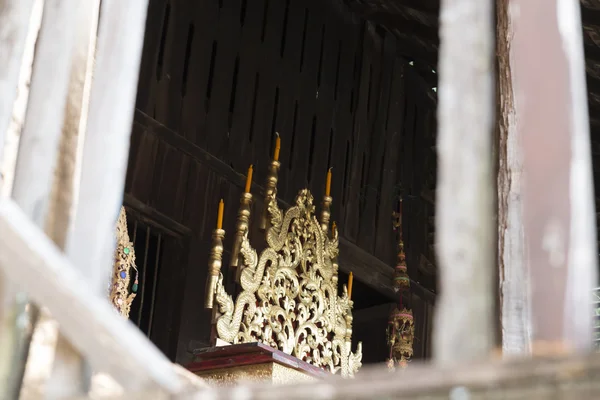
[110,207,139,318]
[387,198,414,370]
[205,139,362,378]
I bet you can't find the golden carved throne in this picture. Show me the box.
[192,155,362,385]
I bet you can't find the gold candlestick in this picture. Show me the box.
[230,192,252,272]
[205,228,225,309]
[260,160,280,231]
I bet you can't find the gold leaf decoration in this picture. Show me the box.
[110,207,138,318]
[213,189,362,377]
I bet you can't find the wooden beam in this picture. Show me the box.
[67,353,600,399]
[435,0,495,364]
[0,198,187,393]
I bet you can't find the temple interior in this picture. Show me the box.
[122,0,438,368]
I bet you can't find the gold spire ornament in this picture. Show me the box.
[110,207,139,318]
[205,152,362,378]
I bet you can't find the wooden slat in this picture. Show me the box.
[203,0,244,161]
[46,0,102,396]
[343,24,371,242]
[0,0,37,394]
[0,199,187,393]
[59,0,154,390]
[2,0,81,396]
[180,0,218,148]
[0,0,36,161]
[134,0,170,114]
[67,0,150,297]
[374,56,405,264]
[358,32,395,254]
[434,0,495,363]
[284,5,323,197]
[225,0,265,173]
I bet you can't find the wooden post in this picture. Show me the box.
[0,0,80,397]
[45,0,101,397]
[0,0,36,164]
[434,0,495,363]
[512,0,597,352]
[51,0,151,391]
[0,0,38,393]
[495,0,531,355]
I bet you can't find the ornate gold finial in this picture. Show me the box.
[110,207,138,318]
[387,198,414,369]
[320,168,333,231]
[260,160,280,231]
[231,166,253,272]
[205,228,225,309]
[208,187,362,377]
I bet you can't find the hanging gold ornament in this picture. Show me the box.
[387,198,414,369]
[110,207,139,318]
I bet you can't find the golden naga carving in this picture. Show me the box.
[205,149,362,378]
[110,207,138,318]
[387,199,414,369]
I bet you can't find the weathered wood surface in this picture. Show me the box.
[0,0,36,163]
[46,0,102,396]
[495,0,531,356]
[434,0,495,363]
[0,0,39,394]
[513,0,597,351]
[66,353,600,400]
[1,0,81,396]
[0,198,188,393]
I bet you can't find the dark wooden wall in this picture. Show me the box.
[124,0,438,365]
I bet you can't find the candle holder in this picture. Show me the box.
[320,195,332,232]
[230,192,253,274]
[331,223,339,288]
[260,160,280,231]
[205,228,225,309]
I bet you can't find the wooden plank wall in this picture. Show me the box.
[124,0,438,364]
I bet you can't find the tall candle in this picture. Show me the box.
[274,133,281,161]
[348,272,354,300]
[217,199,224,229]
[325,168,332,197]
[245,165,253,193]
